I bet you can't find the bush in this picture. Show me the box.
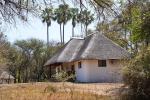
[52,70,75,82]
[44,85,57,93]
[123,47,150,100]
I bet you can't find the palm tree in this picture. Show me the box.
[57,4,72,45]
[41,8,53,47]
[78,10,94,36]
[70,8,79,37]
[54,8,63,45]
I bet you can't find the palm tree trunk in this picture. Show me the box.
[63,23,65,45]
[85,25,88,36]
[47,25,49,47]
[72,26,74,37]
[81,24,83,37]
[60,24,62,45]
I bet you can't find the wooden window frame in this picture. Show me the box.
[98,60,106,67]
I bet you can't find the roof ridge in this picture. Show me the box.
[71,37,84,40]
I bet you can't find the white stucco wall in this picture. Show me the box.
[74,60,123,83]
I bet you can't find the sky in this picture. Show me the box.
[3,1,96,44]
[4,17,95,43]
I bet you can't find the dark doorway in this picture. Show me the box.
[71,65,75,74]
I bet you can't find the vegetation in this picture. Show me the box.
[0,0,150,99]
[0,82,123,100]
[1,38,60,83]
[95,1,150,99]
[0,33,10,64]
[123,47,150,100]
[41,8,54,47]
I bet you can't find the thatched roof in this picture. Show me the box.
[45,33,130,66]
[0,70,14,79]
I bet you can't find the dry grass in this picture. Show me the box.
[0,82,124,100]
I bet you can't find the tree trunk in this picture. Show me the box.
[60,24,62,45]
[85,25,88,36]
[72,26,74,37]
[135,42,138,53]
[81,23,83,37]
[18,66,21,83]
[25,65,28,82]
[145,39,149,47]
[63,23,65,45]
[47,25,49,47]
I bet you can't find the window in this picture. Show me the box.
[78,62,82,69]
[110,59,116,64]
[98,60,106,67]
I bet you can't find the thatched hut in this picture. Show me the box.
[0,70,14,84]
[45,33,130,82]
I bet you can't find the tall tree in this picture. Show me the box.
[41,7,54,47]
[119,0,150,52]
[0,32,10,64]
[56,4,72,45]
[70,8,79,37]
[54,8,63,45]
[6,38,60,83]
[78,10,94,36]
[96,20,128,48]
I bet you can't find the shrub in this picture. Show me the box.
[123,47,150,100]
[44,85,57,93]
[52,70,75,82]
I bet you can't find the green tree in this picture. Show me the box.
[70,8,79,37]
[78,10,94,36]
[0,33,10,64]
[123,46,150,100]
[41,7,54,47]
[56,4,72,44]
[54,8,63,45]
[6,38,60,83]
[96,20,128,48]
[119,0,150,52]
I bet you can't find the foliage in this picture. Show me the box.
[119,0,150,52]
[42,8,54,27]
[6,38,60,83]
[70,8,79,37]
[54,4,72,45]
[44,85,57,93]
[77,10,94,36]
[41,7,54,46]
[52,70,75,82]
[123,46,150,100]
[96,21,128,48]
[0,33,10,64]
[0,0,114,23]
[0,0,40,23]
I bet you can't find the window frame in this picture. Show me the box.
[98,60,107,67]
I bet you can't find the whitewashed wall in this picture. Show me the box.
[74,60,123,83]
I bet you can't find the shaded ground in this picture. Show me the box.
[0,82,127,100]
